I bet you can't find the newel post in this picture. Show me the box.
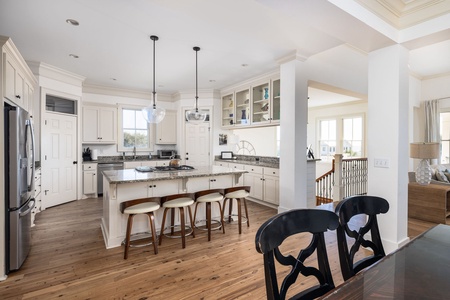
[333,154,344,201]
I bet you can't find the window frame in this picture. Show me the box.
[117,104,154,152]
[317,113,365,161]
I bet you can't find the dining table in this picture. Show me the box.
[320,224,450,299]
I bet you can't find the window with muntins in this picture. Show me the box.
[118,106,153,151]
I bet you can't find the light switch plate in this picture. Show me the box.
[374,158,390,168]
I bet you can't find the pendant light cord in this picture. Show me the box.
[150,35,159,109]
[194,46,200,113]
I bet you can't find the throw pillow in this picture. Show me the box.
[435,169,449,183]
[445,170,450,182]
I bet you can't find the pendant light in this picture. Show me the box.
[185,46,207,124]
[142,35,166,123]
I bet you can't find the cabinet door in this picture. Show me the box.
[83,170,97,194]
[244,165,263,199]
[123,161,142,169]
[235,88,251,126]
[141,161,157,167]
[263,175,279,205]
[156,110,177,144]
[251,81,270,125]
[15,70,25,107]
[211,175,233,189]
[214,161,229,167]
[82,107,100,143]
[98,107,117,143]
[221,93,235,127]
[149,180,180,197]
[4,56,16,102]
[271,79,280,123]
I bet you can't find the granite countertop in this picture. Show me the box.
[103,165,247,184]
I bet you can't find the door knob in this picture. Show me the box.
[73,161,78,164]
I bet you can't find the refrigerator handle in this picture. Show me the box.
[19,199,35,217]
[26,119,36,193]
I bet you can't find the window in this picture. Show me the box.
[118,105,153,152]
[440,112,450,163]
[319,119,336,161]
[318,114,364,161]
[343,116,363,158]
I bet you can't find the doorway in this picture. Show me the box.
[184,108,211,166]
[41,95,78,209]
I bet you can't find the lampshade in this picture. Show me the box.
[410,142,440,185]
[410,142,439,159]
[186,46,207,124]
[142,35,165,124]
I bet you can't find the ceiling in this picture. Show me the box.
[0,0,449,106]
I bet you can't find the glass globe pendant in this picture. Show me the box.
[142,35,165,123]
[185,46,206,125]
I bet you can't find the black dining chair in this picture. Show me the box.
[335,195,390,281]
[255,209,339,300]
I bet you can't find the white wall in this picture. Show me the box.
[231,126,278,157]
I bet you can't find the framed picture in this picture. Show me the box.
[219,134,228,145]
[221,151,233,160]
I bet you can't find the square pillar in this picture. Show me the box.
[278,55,309,212]
[368,44,410,252]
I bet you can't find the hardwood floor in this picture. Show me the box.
[0,198,441,299]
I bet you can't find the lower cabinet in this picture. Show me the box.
[83,163,97,195]
[147,179,180,197]
[123,160,170,169]
[31,168,42,226]
[238,163,280,206]
[186,175,233,192]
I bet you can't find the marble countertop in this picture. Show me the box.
[103,165,247,184]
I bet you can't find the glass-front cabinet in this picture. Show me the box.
[271,79,281,123]
[251,81,270,125]
[235,88,250,126]
[222,93,234,127]
[220,74,280,128]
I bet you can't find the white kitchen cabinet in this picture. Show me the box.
[157,160,170,166]
[123,161,142,169]
[82,106,117,144]
[214,161,229,167]
[83,163,97,195]
[31,168,42,227]
[2,42,36,111]
[156,110,177,144]
[262,167,279,205]
[244,165,264,199]
[147,179,180,197]
[124,160,168,169]
[186,174,233,192]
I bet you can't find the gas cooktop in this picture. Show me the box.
[135,165,195,172]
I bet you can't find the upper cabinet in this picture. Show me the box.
[221,75,280,129]
[2,36,36,112]
[82,106,117,144]
[156,110,177,144]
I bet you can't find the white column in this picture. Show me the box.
[278,54,309,212]
[368,44,410,252]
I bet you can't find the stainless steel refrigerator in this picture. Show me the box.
[4,105,35,273]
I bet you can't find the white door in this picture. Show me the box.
[41,113,77,209]
[185,109,211,167]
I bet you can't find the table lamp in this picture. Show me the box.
[410,142,440,185]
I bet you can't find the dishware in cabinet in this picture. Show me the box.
[221,93,235,127]
[235,88,251,126]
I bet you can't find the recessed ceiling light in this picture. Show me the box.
[209,79,216,82]
[66,19,79,26]
[158,85,164,88]
[110,78,117,81]
[69,54,79,58]
[241,64,248,67]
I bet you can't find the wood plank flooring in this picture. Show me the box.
[0,197,441,299]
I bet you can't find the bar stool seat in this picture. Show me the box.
[159,193,196,249]
[223,186,251,234]
[120,197,160,259]
[193,189,225,241]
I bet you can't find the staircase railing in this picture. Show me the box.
[316,154,368,205]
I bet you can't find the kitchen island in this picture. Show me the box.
[100,165,247,249]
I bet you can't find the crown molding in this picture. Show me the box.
[27,61,85,86]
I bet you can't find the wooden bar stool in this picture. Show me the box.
[222,186,250,234]
[120,197,160,259]
[159,193,195,249]
[193,189,225,241]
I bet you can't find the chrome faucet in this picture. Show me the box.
[122,152,126,161]
[133,146,136,160]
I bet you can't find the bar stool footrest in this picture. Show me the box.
[223,214,248,224]
[195,219,222,231]
[162,225,194,238]
[122,232,157,248]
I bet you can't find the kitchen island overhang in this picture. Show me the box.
[101,165,247,249]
